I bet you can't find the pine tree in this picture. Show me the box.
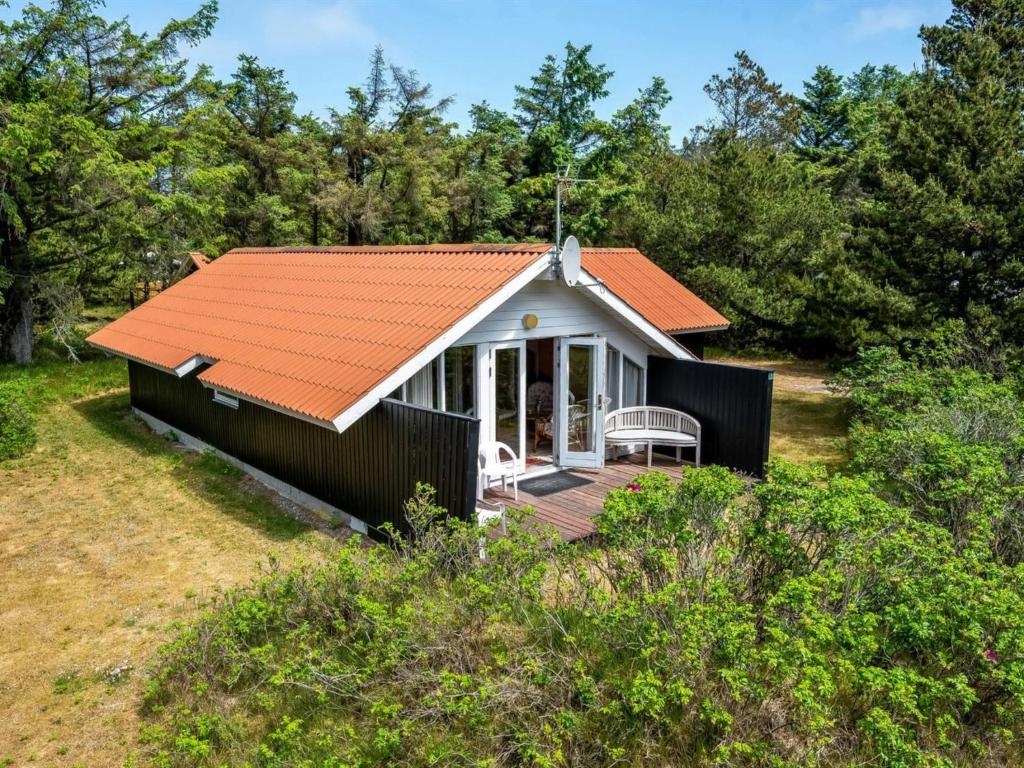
[697,51,799,149]
[0,0,217,362]
[796,66,850,162]
[856,0,1024,342]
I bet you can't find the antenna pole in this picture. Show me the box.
[554,165,594,252]
[555,181,562,250]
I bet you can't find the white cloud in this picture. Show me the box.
[262,1,376,48]
[851,3,924,38]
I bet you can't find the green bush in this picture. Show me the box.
[0,378,36,460]
[140,472,1024,766]
[140,339,1024,767]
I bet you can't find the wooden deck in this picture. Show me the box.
[483,453,688,541]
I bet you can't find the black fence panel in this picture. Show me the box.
[128,362,480,536]
[646,356,773,477]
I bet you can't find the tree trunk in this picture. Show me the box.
[0,237,33,364]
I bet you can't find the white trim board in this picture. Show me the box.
[331,251,555,433]
[132,407,370,536]
[669,324,730,334]
[575,268,695,361]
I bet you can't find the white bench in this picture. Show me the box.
[604,406,701,467]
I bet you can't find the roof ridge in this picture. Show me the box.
[224,243,553,255]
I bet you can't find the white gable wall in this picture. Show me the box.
[454,276,657,366]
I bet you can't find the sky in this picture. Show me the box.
[7,0,953,143]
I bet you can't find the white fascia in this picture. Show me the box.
[330,250,556,433]
[575,268,695,361]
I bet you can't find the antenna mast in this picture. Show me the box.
[554,165,594,250]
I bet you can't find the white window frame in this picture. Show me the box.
[605,345,646,411]
[212,389,239,409]
[439,345,477,416]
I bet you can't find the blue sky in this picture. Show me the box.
[9,0,952,142]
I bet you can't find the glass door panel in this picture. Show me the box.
[557,337,605,468]
[444,346,475,416]
[567,344,596,452]
[490,342,525,468]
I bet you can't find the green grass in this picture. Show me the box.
[707,353,850,470]
[0,352,333,767]
[770,388,848,470]
[0,355,127,413]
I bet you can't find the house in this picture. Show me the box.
[88,243,769,538]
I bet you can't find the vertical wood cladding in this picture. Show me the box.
[647,356,773,478]
[128,361,480,536]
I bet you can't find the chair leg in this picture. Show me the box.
[676,446,681,463]
[647,442,652,467]
[695,445,701,468]
[512,472,518,501]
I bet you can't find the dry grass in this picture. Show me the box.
[0,348,848,766]
[708,355,849,470]
[0,359,338,767]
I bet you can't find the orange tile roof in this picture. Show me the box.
[582,248,729,333]
[188,251,211,269]
[88,244,550,424]
[88,243,726,427]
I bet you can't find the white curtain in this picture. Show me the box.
[605,347,620,411]
[622,357,642,408]
[406,359,438,408]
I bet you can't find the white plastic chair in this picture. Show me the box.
[478,441,519,500]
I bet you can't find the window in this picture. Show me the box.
[406,357,441,409]
[621,356,644,408]
[605,346,621,411]
[604,346,643,409]
[212,389,239,409]
[444,346,476,416]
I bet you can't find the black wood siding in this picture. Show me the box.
[671,332,707,360]
[646,356,773,477]
[128,362,480,536]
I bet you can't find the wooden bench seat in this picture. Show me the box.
[604,406,701,467]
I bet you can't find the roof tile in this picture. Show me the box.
[582,248,729,333]
[89,245,549,423]
[89,243,726,426]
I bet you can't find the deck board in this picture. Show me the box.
[483,453,688,541]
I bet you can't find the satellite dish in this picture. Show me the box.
[560,235,581,287]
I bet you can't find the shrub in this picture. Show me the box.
[140,470,1024,766]
[0,378,36,460]
[140,339,1024,766]
[834,330,1024,565]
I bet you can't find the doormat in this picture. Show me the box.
[519,472,594,497]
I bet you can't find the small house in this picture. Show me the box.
[88,243,771,538]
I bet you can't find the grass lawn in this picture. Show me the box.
[0,356,338,767]
[0,343,848,766]
[708,354,849,470]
